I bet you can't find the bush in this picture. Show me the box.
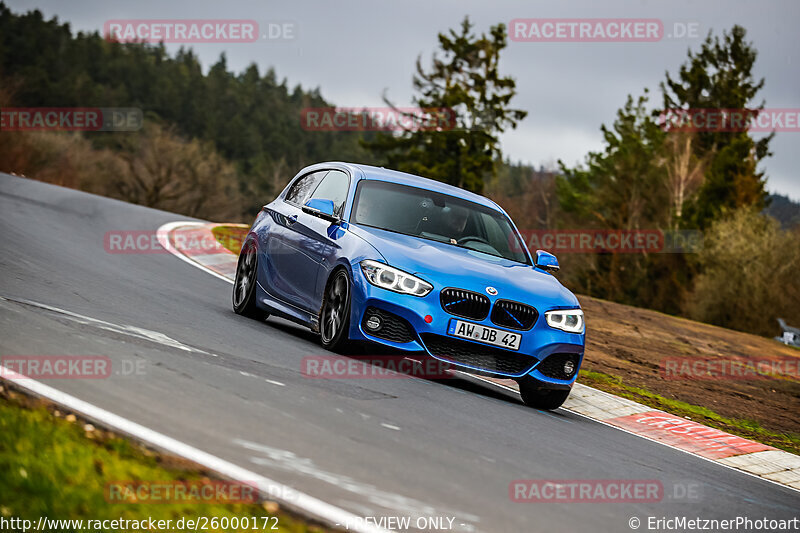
[0,92,246,222]
[111,123,244,221]
[688,208,800,336]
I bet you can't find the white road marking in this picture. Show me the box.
[265,379,285,387]
[235,438,481,528]
[381,423,401,431]
[156,221,234,285]
[1,296,210,355]
[0,367,389,533]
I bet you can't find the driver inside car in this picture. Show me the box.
[442,204,469,242]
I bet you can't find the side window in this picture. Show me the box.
[285,171,326,205]
[309,170,350,216]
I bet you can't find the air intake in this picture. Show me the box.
[440,288,490,320]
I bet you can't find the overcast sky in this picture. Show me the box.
[10,0,799,200]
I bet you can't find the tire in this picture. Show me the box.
[232,239,269,321]
[518,378,570,410]
[320,269,352,352]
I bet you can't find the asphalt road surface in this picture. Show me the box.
[1,174,797,532]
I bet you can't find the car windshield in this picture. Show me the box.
[350,180,530,265]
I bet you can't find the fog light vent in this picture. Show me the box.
[366,315,382,330]
[536,353,580,380]
[361,307,415,343]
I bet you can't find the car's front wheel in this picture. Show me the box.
[518,378,570,410]
[233,240,269,321]
[320,269,352,352]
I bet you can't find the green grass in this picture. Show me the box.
[0,393,323,532]
[578,369,800,455]
[211,225,247,255]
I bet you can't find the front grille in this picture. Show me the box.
[440,288,490,320]
[420,333,536,376]
[490,300,538,330]
[362,307,415,343]
[536,353,580,380]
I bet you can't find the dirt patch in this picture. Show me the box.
[578,294,800,439]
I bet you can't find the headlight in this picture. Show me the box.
[545,309,584,333]
[360,260,433,297]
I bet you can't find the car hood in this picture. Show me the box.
[349,225,580,309]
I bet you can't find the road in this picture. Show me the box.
[1,174,797,532]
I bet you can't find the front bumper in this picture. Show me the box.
[348,268,585,386]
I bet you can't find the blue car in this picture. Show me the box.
[233,162,585,409]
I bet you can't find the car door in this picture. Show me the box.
[264,170,327,310]
[267,169,350,312]
[301,169,351,305]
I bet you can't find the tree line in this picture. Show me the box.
[0,2,375,219]
[1,4,797,336]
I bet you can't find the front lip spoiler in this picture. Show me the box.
[519,379,573,391]
[432,358,537,380]
[419,335,538,379]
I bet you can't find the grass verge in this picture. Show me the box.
[212,225,248,255]
[578,369,800,455]
[0,385,325,532]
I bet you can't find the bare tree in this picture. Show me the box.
[660,131,708,230]
[115,123,243,220]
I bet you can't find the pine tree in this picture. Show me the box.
[363,17,526,193]
[660,25,772,229]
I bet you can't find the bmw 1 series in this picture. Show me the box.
[233,162,585,409]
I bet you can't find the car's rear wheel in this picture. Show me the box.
[518,378,570,410]
[320,269,351,352]
[233,240,269,320]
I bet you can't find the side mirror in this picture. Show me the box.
[534,250,560,273]
[302,198,339,223]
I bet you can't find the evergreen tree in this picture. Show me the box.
[557,92,668,232]
[0,3,376,216]
[363,17,526,193]
[661,25,772,229]
[556,92,671,305]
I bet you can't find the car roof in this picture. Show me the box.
[301,161,502,212]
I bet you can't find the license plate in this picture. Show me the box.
[447,320,521,351]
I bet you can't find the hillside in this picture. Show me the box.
[578,294,799,447]
[766,193,800,229]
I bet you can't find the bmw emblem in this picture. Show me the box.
[486,286,498,296]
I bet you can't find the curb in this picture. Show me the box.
[160,221,800,494]
[0,365,388,533]
[155,221,242,283]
